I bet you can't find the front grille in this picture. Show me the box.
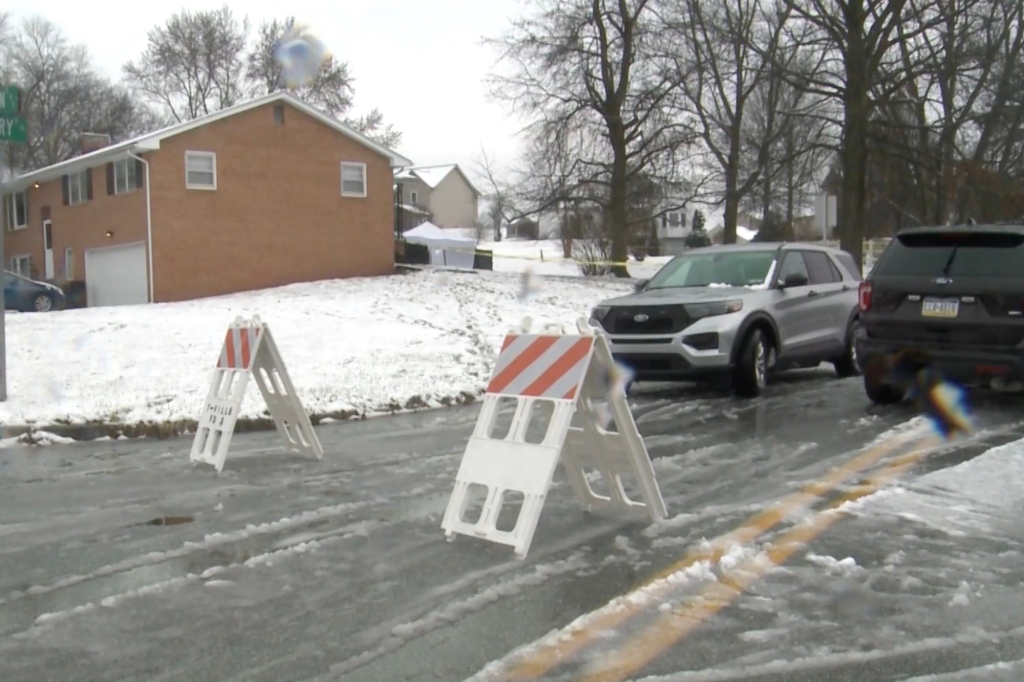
[614,353,691,373]
[606,305,691,335]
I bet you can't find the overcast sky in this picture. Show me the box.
[5,0,527,179]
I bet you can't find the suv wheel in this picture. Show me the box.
[732,329,770,397]
[863,371,905,405]
[833,319,862,378]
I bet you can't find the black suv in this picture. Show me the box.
[856,224,1024,403]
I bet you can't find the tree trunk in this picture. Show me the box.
[839,55,870,268]
[722,130,742,244]
[608,125,631,277]
[761,161,773,227]
[723,170,739,245]
[785,128,795,230]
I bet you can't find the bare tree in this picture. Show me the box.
[126,11,402,147]
[344,108,402,149]
[245,17,354,115]
[5,16,160,171]
[662,0,793,244]
[123,6,249,122]
[778,0,938,267]
[474,147,517,241]
[485,0,695,277]
[742,41,837,233]
[514,119,596,256]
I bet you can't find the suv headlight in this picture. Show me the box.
[683,299,743,319]
[590,306,611,322]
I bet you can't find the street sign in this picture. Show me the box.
[0,115,26,143]
[0,84,25,401]
[0,86,19,116]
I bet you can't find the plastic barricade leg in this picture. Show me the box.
[560,331,668,520]
[189,315,322,472]
[441,316,669,558]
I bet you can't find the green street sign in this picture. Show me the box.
[0,116,26,143]
[0,86,19,116]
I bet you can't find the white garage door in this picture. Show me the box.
[85,242,148,307]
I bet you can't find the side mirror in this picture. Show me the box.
[634,279,649,292]
[781,272,809,288]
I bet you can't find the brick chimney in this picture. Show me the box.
[79,132,112,154]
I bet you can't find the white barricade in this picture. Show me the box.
[190,315,324,472]
[441,317,667,558]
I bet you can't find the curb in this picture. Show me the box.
[4,391,481,444]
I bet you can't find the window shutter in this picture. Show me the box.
[106,163,115,195]
[22,191,28,227]
[86,168,93,200]
[1,194,8,231]
[135,159,145,188]
[61,175,70,205]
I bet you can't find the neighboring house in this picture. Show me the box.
[655,204,691,255]
[393,164,480,229]
[1,91,411,307]
[392,184,432,234]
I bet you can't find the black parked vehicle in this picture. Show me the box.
[856,224,1024,403]
[3,270,66,313]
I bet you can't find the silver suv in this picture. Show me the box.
[589,242,864,396]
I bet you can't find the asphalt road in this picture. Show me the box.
[2,369,1024,682]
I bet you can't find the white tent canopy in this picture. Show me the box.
[403,222,477,269]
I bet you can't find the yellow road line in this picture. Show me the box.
[502,431,918,680]
[578,435,942,682]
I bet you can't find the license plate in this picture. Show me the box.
[922,298,960,318]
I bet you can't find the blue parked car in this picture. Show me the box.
[3,271,66,312]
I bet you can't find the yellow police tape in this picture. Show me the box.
[401,242,652,268]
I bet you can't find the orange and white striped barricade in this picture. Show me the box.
[189,315,323,473]
[441,317,667,559]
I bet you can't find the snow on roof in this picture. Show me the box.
[398,203,431,216]
[395,165,457,189]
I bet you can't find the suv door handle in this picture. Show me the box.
[842,284,851,291]
[808,290,819,297]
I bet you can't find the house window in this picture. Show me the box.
[68,171,88,205]
[273,104,285,125]
[185,151,217,190]
[114,159,138,194]
[64,248,73,279]
[410,191,418,204]
[10,255,31,276]
[667,212,681,227]
[6,191,26,230]
[341,162,367,197]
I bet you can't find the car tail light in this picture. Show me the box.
[859,281,873,312]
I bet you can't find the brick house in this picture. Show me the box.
[1,91,412,307]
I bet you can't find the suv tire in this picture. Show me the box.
[732,329,770,398]
[863,372,905,405]
[833,319,862,378]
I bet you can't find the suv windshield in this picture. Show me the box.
[647,251,776,289]
[875,231,1024,277]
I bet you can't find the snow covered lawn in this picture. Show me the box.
[0,271,633,430]
[482,237,673,279]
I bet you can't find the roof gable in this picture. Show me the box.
[3,91,412,193]
[140,92,411,167]
[394,164,480,196]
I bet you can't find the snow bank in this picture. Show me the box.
[0,270,632,428]
[853,432,1024,536]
